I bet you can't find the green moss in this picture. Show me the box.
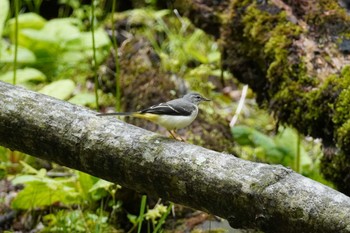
[331,67,350,151]
[303,0,350,38]
[225,0,350,193]
[227,1,308,124]
[233,2,350,149]
[320,148,350,194]
[334,88,350,125]
[230,1,304,96]
[337,120,350,148]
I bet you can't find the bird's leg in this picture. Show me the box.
[168,130,178,139]
[168,130,185,141]
[177,133,185,142]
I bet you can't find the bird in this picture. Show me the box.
[97,92,210,141]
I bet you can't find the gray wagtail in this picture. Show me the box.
[97,93,210,140]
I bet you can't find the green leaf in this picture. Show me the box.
[11,180,80,209]
[0,0,9,37]
[19,160,39,174]
[0,146,8,162]
[232,125,313,166]
[0,68,46,83]
[90,188,109,201]
[77,171,98,201]
[60,51,86,64]
[0,40,36,63]
[231,125,275,148]
[12,175,44,185]
[89,179,114,193]
[15,18,81,54]
[79,28,111,49]
[12,168,54,186]
[38,79,75,100]
[232,125,287,162]
[42,18,81,43]
[127,214,138,225]
[274,127,311,166]
[68,92,97,107]
[88,179,115,201]
[18,28,58,49]
[0,164,6,180]
[5,12,46,37]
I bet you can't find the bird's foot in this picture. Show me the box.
[168,130,185,142]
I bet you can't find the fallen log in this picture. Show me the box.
[0,81,349,233]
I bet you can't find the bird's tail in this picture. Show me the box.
[97,112,159,122]
[96,112,134,116]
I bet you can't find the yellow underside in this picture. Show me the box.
[131,112,196,131]
[131,113,160,123]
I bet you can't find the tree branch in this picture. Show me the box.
[0,81,349,233]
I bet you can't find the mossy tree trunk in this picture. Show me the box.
[1,81,350,232]
[175,0,350,195]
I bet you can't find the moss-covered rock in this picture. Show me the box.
[219,0,350,193]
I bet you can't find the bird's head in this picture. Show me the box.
[183,92,210,105]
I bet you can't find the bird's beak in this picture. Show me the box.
[201,96,210,101]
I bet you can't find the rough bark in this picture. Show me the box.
[174,0,350,195]
[1,81,350,232]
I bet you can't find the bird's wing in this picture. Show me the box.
[140,99,195,116]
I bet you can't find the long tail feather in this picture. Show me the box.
[97,112,159,122]
[96,112,134,116]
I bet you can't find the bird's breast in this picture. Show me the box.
[157,108,198,130]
